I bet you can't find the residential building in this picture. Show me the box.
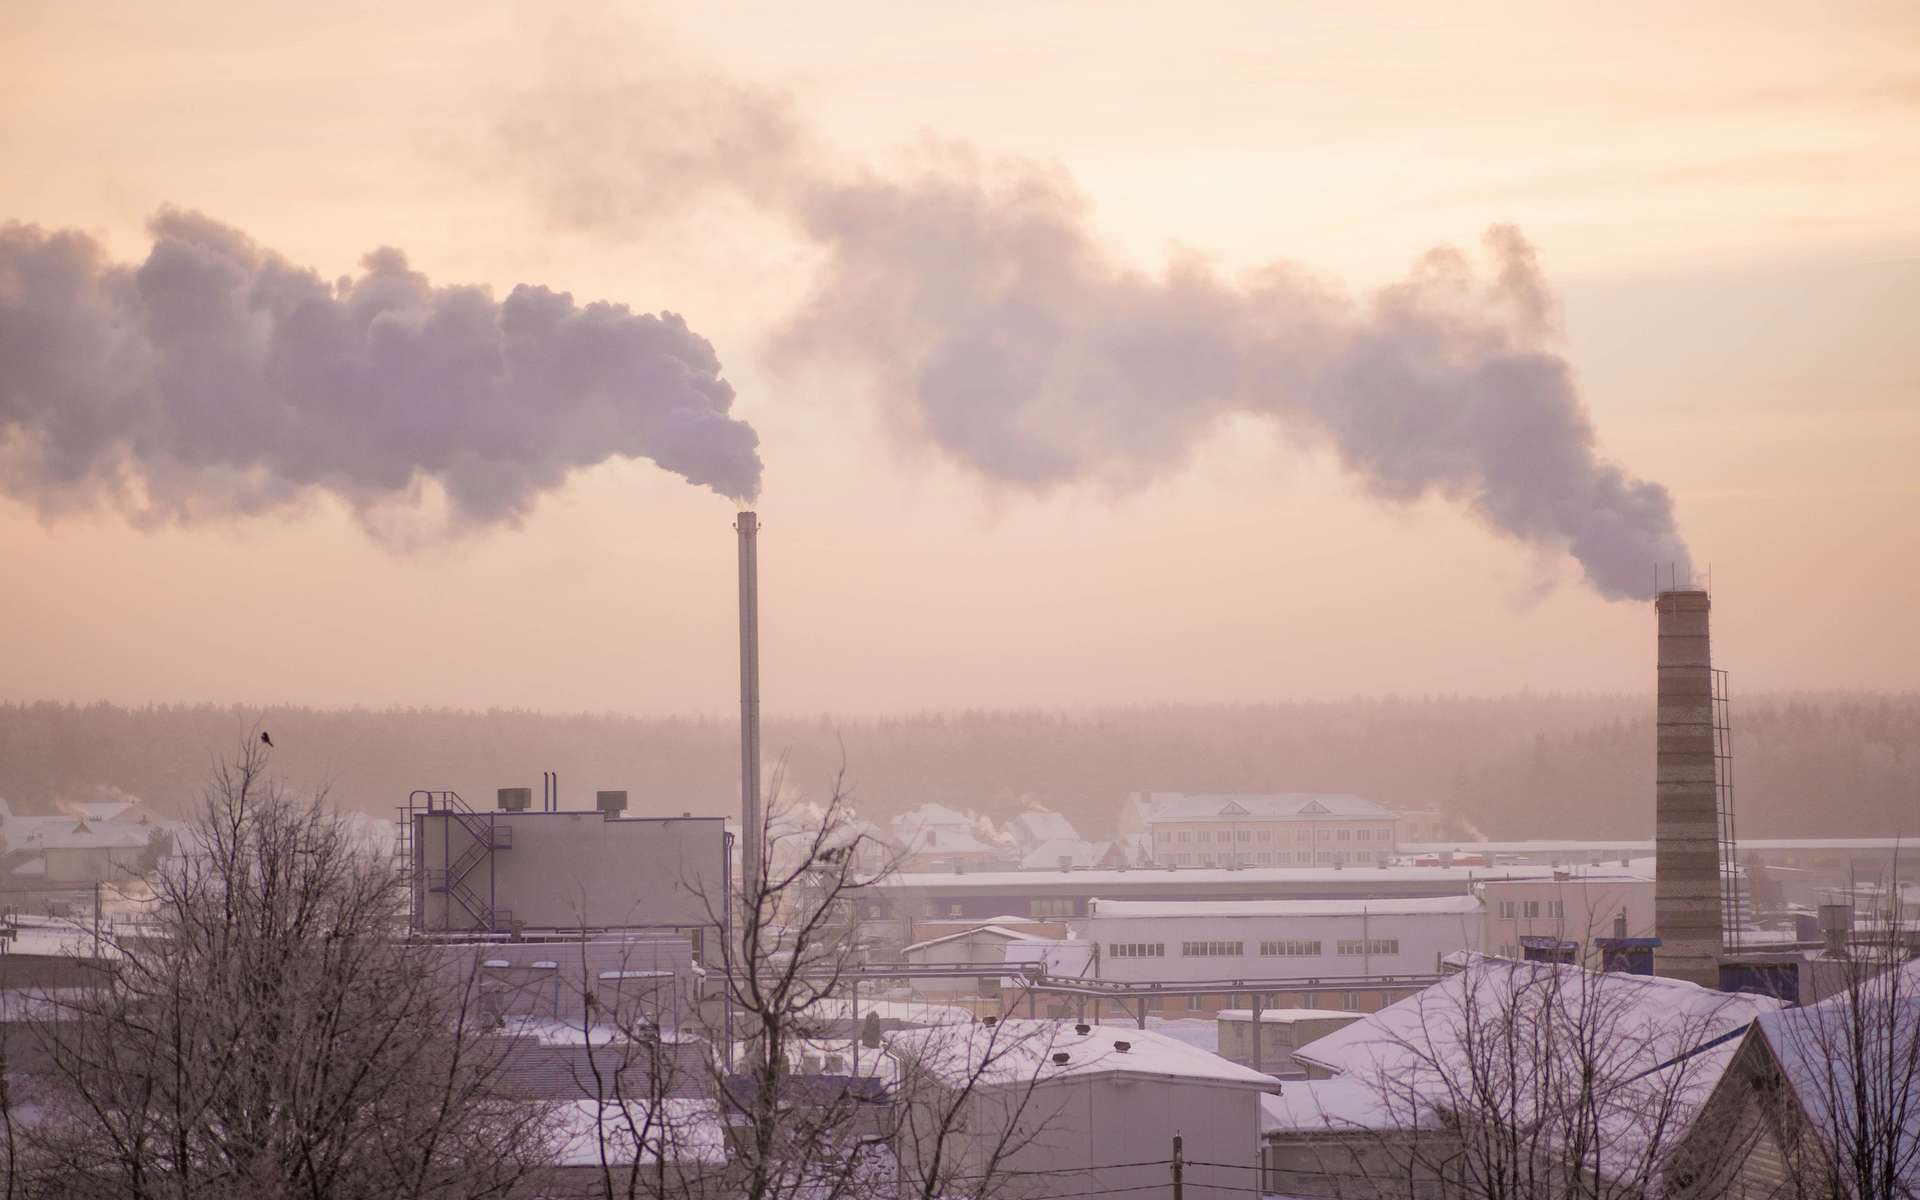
[1146,793,1401,867]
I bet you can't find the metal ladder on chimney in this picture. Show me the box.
[1712,669,1741,951]
[409,790,514,934]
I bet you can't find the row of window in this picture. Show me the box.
[1259,940,1322,957]
[1158,827,1394,844]
[1108,942,1165,957]
[1181,940,1245,957]
[1336,938,1399,956]
[1497,900,1566,920]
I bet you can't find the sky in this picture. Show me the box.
[2,1,1917,714]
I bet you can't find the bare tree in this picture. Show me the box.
[1300,956,1773,1200]
[13,738,553,1199]
[1759,877,1920,1200]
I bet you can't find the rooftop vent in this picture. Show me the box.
[1051,1052,1070,1065]
[982,1016,998,1027]
[1114,1040,1131,1053]
[596,790,628,817]
[1074,1023,1090,1035]
[497,787,532,812]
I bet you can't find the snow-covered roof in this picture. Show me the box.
[1262,1075,1431,1134]
[900,925,1048,956]
[1754,958,1920,1183]
[1148,792,1396,823]
[886,1018,1280,1091]
[1087,894,1483,920]
[892,803,974,830]
[548,1099,725,1166]
[1010,809,1080,845]
[6,815,155,851]
[1019,838,1113,871]
[889,863,1608,889]
[896,824,997,856]
[1295,957,1782,1080]
[1218,1009,1364,1025]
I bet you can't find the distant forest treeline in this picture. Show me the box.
[0,695,1914,841]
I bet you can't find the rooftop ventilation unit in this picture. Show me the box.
[497,787,532,812]
[596,790,628,817]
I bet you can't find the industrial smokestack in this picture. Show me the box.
[737,511,763,899]
[1654,588,1720,986]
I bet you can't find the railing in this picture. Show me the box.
[406,789,513,934]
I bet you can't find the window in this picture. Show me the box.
[1523,900,1541,919]
[1258,829,1272,842]
[1217,831,1233,843]
[1549,900,1565,918]
[1343,991,1362,1009]
[1033,898,1076,918]
[1337,829,1352,841]
[1317,851,1331,863]
[1499,900,1516,919]
[1108,942,1165,958]
[1178,831,1192,843]
[1156,830,1169,843]
[1302,992,1319,1008]
[1260,939,1322,957]
[1297,828,1311,841]
[1181,940,1245,957]
[1337,939,1399,956]
[1145,994,1165,1010]
[948,904,963,917]
[1237,830,1252,842]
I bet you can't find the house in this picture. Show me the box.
[1147,792,1401,867]
[1007,808,1080,848]
[1672,958,1920,1199]
[885,1017,1278,1200]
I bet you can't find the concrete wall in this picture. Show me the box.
[415,810,725,936]
[902,1074,1266,1200]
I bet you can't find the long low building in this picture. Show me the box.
[1083,894,1486,984]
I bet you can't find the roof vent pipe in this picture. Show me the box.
[1614,910,1628,940]
[1114,1040,1131,1053]
[1052,1052,1070,1065]
[1074,1023,1090,1035]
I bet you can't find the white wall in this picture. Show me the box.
[1081,908,1484,984]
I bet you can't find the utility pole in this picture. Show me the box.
[1171,1133,1183,1200]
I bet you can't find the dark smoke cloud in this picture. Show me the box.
[0,210,759,538]
[503,81,1689,601]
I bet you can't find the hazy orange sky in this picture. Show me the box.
[3,2,1917,713]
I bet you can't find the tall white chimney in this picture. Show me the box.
[736,511,762,899]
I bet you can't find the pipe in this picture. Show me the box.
[737,511,763,900]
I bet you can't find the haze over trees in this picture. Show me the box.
[0,693,1914,842]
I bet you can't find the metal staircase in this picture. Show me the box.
[400,790,514,934]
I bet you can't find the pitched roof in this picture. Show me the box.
[886,1017,1280,1090]
[900,925,1048,955]
[1010,809,1081,845]
[1147,792,1396,823]
[1019,838,1114,871]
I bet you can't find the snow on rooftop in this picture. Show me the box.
[900,925,1048,956]
[888,862,1633,889]
[547,1099,725,1167]
[1088,895,1482,919]
[1262,1075,1428,1134]
[886,1017,1280,1090]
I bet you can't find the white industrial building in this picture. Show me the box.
[1081,894,1486,985]
[886,1018,1278,1200]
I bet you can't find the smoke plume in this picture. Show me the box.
[0,210,760,538]
[505,80,1689,600]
